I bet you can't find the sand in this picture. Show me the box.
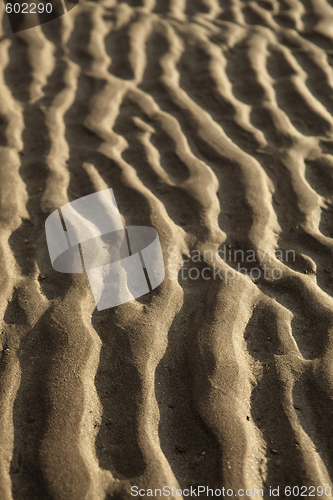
[1,0,333,498]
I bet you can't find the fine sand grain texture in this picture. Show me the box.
[1,0,333,499]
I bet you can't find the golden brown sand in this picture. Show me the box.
[1,0,333,498]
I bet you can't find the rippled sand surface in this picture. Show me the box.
[1,0,333,498]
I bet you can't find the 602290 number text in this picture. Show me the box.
[5,3,53,14]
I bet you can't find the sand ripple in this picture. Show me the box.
[1,0,333,498]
